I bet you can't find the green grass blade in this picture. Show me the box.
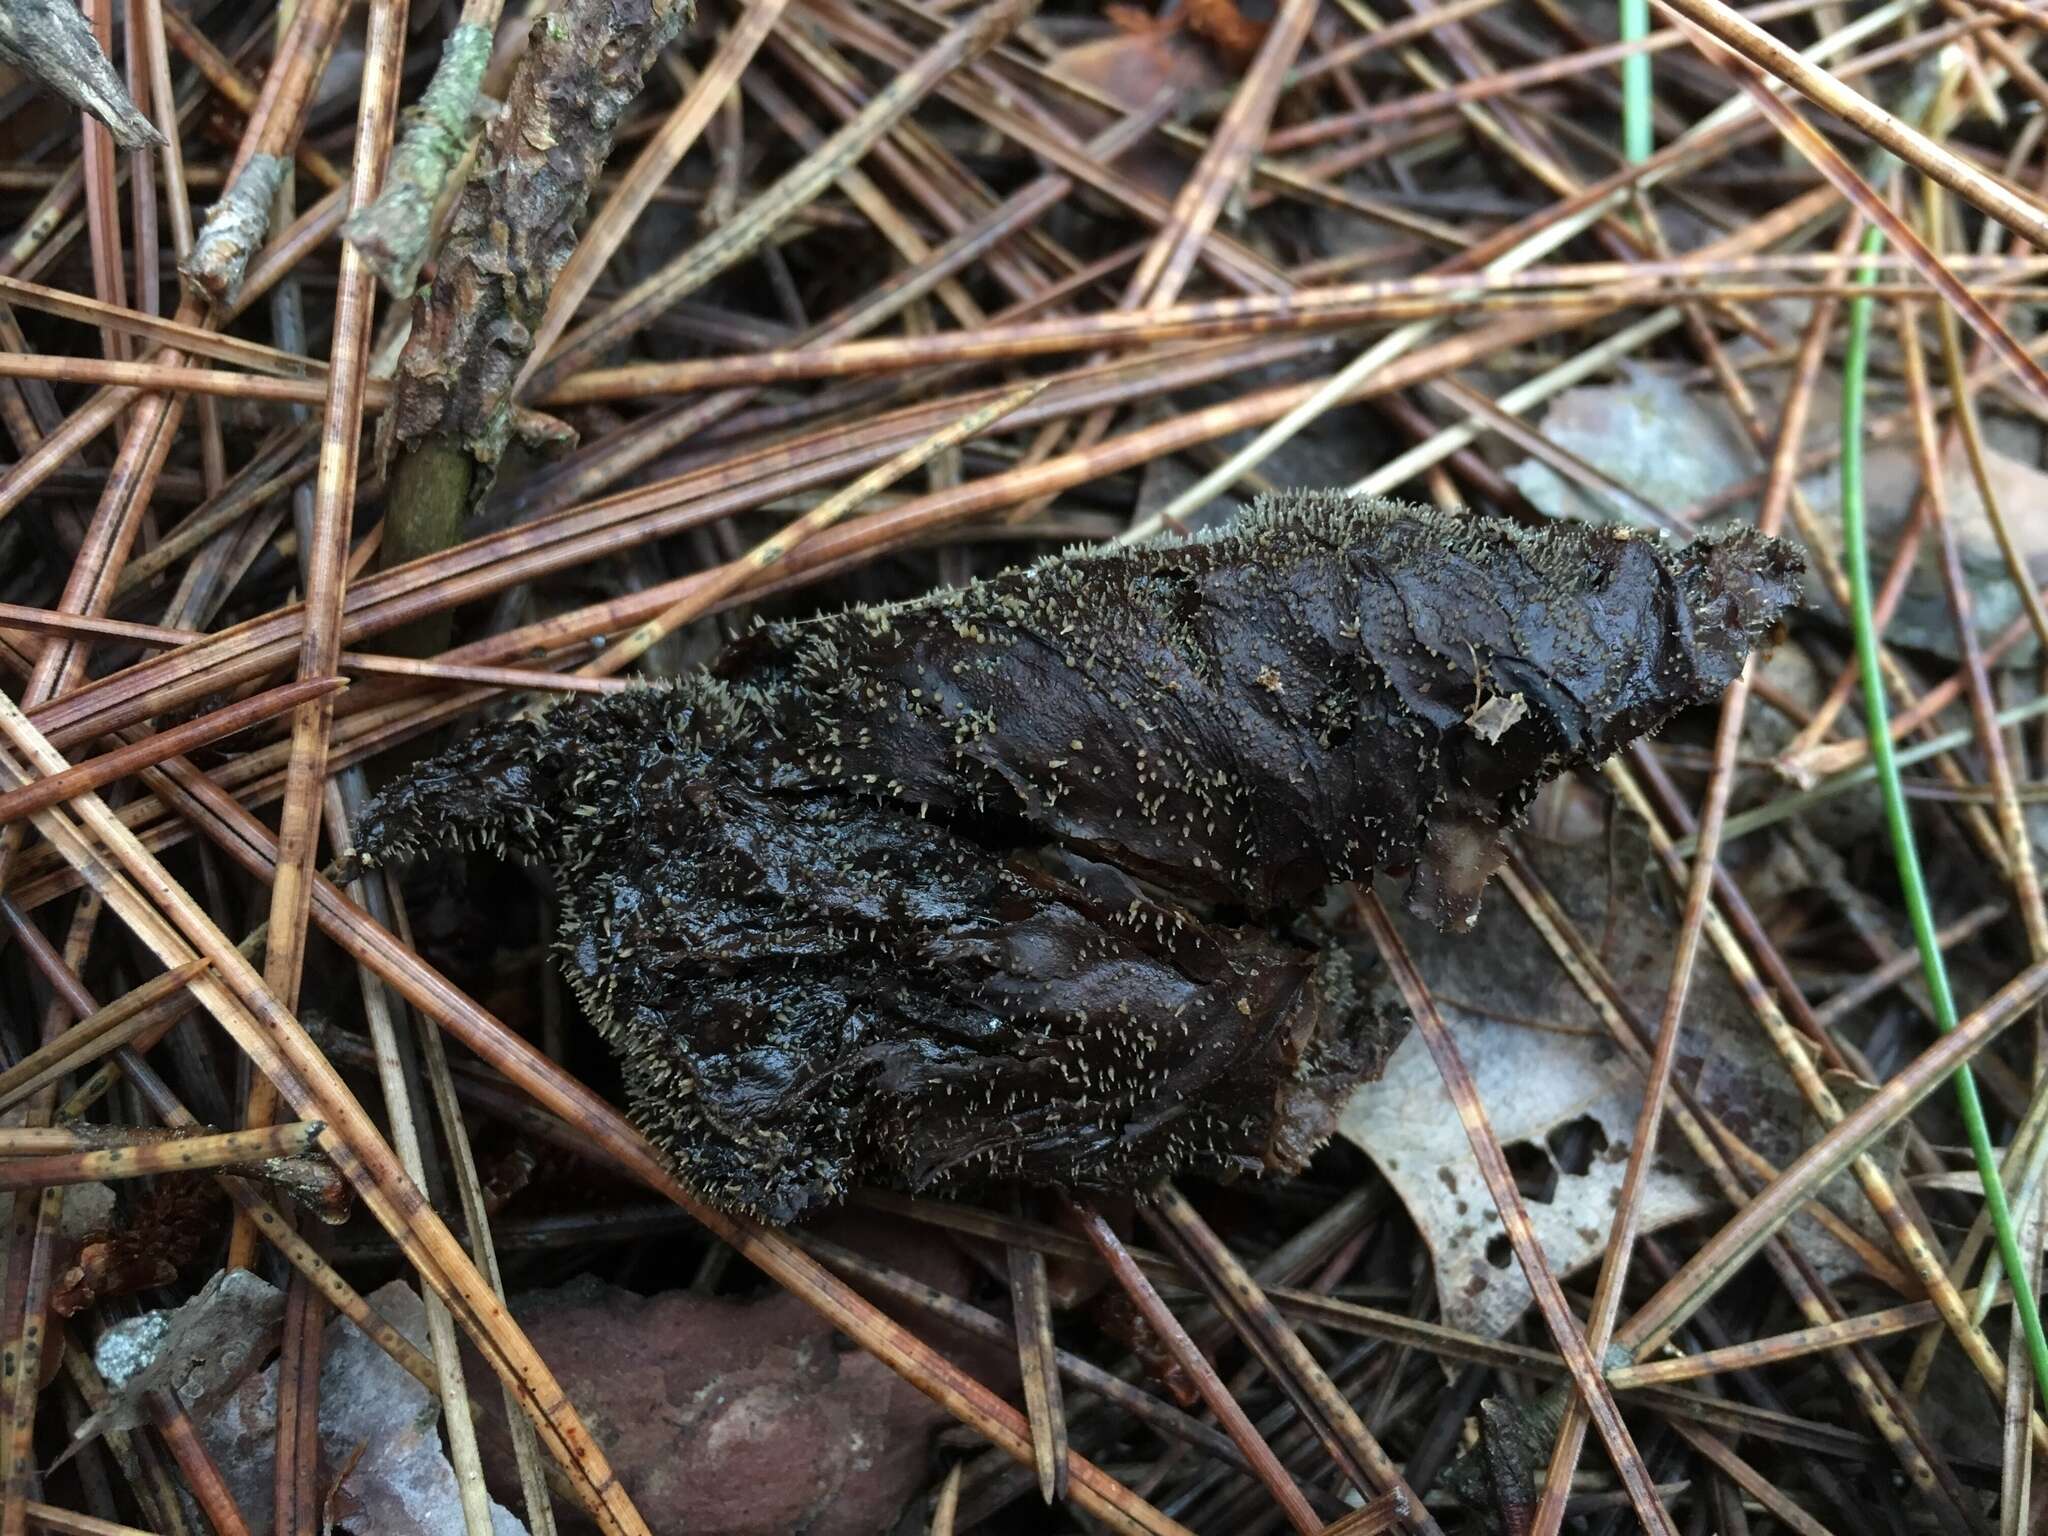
[1620,0,1652,163]
[1842,223,2048,1408]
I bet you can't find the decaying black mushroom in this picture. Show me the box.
[352,493,1802,1222]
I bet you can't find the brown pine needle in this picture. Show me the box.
[1005,1240,1068,1505]
[0,959,208,1114]
[0,677,343,826]
[339,653,632,697]
[1067,1194,1321,1536]
[1355,888,1676,1536]
[577,379,1044,679]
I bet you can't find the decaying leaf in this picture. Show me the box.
[1465,690,1528,744]
[354,494,1801,1222]
[1344,829,1904,1337]
[1045,16,1229,197]
[1342,926,1718,1338]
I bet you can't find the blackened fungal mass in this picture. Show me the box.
[353,494,1802,1222]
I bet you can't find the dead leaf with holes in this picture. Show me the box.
[1342,924,1715,1338]
[1342,825,1896,1337]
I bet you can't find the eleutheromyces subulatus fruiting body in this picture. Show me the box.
[353,494,1802,1222]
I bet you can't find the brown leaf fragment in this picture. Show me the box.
[1184,0,1269,60]
[51,1176,221,1318]
[353,495,1801,1221]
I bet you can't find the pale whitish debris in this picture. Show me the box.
[0,0,162,147]
[181,154,290,307]
[1465,690,1528,744]
[1341,986,1714,1338]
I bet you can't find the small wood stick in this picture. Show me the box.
[0,0,161,147]
[180,0,351,304]
[0,1122,326,1188]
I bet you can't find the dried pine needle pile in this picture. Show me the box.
[2,0,2048,1532]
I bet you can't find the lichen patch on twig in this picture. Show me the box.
[388,0,693,503]
[345,23,496,300]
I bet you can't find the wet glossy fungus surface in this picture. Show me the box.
[354,493,1801,1221]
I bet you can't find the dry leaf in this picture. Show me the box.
[1342,957,1716,1337]
[1343,830,1898,1336]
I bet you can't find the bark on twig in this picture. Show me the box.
[0,0,162,147]
[344,22,495,298]
[387,0,692,504]
[374,0,687,657]
[181,154,288,307]
[175,0,349,308]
